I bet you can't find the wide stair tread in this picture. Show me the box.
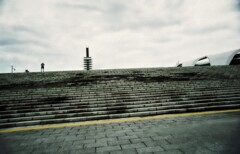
[0,65,240,129]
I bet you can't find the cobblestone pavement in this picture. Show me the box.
[0,112,239,154]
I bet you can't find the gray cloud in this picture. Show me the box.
[0,25,48,50]
[101,1,183,31]
[0,0,4,6]
[56,3,102,12]
[235,0,240,10]
[0,0,5,13]
[57,1,182,32]
[183,24,231,35]
[164,0,185,9]
[11,25,41,36]
[0,0,239,73]
[0,39,32,46]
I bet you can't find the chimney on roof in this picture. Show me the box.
[86,47,89,57]
[84,47,92,71]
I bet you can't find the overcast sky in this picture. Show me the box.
[0,0,239,73]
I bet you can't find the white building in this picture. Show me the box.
[177,49,240,67]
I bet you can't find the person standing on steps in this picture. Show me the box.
[41,63,45,72]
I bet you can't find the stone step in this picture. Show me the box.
[0,103,239,129]
[0,99,239,124]
[1,91,239,113]
[1,86,239,106]
[1,82,239,99]
[1,94,239,119]
[1,86,239,103]
[0,66,239,129]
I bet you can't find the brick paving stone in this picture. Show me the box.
[106,132,126,138]
[0,112,240,153]
[33,137,59,144]
[59,143,76,150]
[166,136,192,144]
[130,137,152,143]
[202,142,225,152]
[154,149,184,154]
[118,135,138,140]
[151,135,173,141]
[161,142,196,151]
[108,139,131,146]
[75,139,95,144]
[144,140,170,147]
[94,152,110,154]
[32,146,59,153]
[69,148,96,154]
[97,137,117,144]
[97,145,121,153]
[75,134,87,139]
[84,141,108,148]
[110,149,137,154]
[73,144,84,149]
[72,140,85,146]
[6,148,34,154]
[121,142,146,149]
[137,146,165,153]
[8,151,31,154]
[86,133,106,139]
[126,132,149,137]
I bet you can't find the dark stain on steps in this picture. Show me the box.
[0,66,240,129]
[61,73,194,87]
[105,91,130,114]
[0,106,6,111]
[39,96,69,104]
[0,68,236,90]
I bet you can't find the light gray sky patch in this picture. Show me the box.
[57,3,102,13]
[0,0,239,73]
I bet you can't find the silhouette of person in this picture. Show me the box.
[41,63,45,72]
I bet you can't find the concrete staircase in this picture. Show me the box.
[0,66,240,129]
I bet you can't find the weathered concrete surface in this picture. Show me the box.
[0,112,239,154]
[1,66,240,128]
